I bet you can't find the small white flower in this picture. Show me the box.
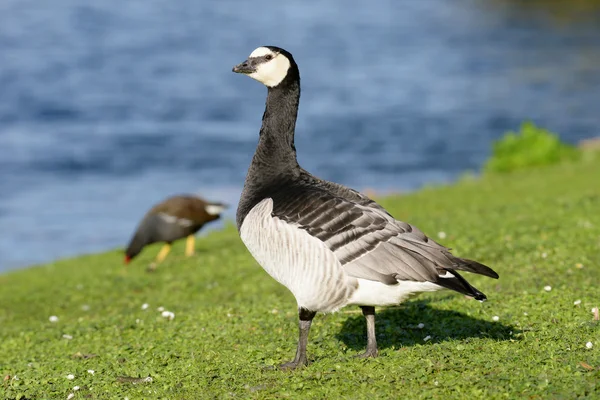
[161,311,175,320]
[81,304,90,311]
[87,370,95,375]
[492,316,500,322]
[423,335,432,342]
[227,313,232,317]
[67,393,75,400]
[417,323,425,329]
[586,342,593,349]
[271,309,278,314]
[437,231,447,239]
[523,312,528,316]
[73,386,80,391]
[157,306,165,312]
[62,334,73,340]
[143,376,153,383]
[136,319,141,324]
[141,303,149,310]
[541,252,547,258]
[544,286,552,292]
[66,374,75,380]
[574,300,582,305]
[434,381,439,386]
[49,316,59,323]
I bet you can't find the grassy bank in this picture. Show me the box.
[1,160,599,399]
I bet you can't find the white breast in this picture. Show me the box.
[239,198,355,312]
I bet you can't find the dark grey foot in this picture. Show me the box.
[356,348,378,359]
[279,359,307,370]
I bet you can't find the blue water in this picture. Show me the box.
[1,0,600,271]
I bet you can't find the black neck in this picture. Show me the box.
[250,77,301,175]
[236,69,301,229]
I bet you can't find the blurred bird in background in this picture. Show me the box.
[124,194,226,269]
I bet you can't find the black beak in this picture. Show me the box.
[232,59,256,74]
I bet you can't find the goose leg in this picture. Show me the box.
[185,235,195,257]
[357,306,378,358]
[280,307,316,370]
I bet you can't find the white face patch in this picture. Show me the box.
[247,47,291,88]
[249,46,273,58]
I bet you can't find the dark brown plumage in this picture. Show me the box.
[124,195,226,266]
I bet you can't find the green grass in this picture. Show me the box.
[2,160,600,399]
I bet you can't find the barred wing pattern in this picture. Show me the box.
[271,187,497,297]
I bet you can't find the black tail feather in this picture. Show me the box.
[436,269,488,301]
[453,258,499,279]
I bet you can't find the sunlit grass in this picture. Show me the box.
[1,159,599,399]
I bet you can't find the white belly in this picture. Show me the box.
[240,199,355,312]
[347,278,443,307]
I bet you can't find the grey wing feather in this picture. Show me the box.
[274,189,498,287]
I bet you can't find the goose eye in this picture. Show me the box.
[265,54,273,61]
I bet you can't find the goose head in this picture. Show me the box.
[232,46,298,88]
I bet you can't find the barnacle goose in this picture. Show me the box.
[233,46,498,369]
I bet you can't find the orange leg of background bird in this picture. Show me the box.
[185,235,195,257]
[155,243,172,263]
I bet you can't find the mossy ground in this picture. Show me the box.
[1,160,599,399]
